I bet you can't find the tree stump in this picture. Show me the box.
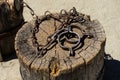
[15,12,106,80]
[0,0,24,58]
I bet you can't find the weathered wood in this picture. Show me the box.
[0,0,24,57]
[15,13,106,80]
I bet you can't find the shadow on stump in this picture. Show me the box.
[103,54,120,80]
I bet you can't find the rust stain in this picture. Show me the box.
[49,57,60,76]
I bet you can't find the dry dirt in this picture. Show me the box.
[0,0,120,80]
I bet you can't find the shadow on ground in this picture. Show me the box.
[2,52,17,62]
[103,54,120,80]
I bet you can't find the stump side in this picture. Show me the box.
[15,14,106,80]
[19,42,105,80]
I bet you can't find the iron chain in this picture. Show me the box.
[24,4,93,57]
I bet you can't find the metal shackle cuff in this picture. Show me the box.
[57,29,81,51]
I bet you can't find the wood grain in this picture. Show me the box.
[15,14,106,80]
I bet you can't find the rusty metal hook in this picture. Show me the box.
[57,26,81,56]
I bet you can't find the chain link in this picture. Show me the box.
[23,3,93,57]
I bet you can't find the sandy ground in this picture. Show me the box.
[0,0,120,80]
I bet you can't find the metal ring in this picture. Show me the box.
[44,11,52,16]
[57,30,81,51]
[69,7,77,14]
[60,9,68,17]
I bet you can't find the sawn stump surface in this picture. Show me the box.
[15,13,106,80]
